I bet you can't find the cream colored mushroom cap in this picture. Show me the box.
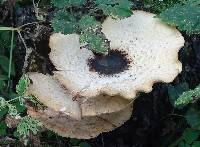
[27,73,130,118]
[49,10,184,100]
[26,73,81,119]
[27,103,133,139]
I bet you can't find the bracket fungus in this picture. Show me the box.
[27,104,133,139]
[27,10,184,139]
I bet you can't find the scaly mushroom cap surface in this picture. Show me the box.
[27,103,133,139]
[49,10,184,100]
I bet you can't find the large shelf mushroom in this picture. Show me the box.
[26,10,184,139]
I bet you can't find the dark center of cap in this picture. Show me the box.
[88,50,131,75]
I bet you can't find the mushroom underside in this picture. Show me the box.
[27,73,131,118]
[27,103,133,139]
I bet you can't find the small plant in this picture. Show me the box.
[167,83,200,147]
[159,0,200,35]
[160,1,200,146]
[167,82,189,108]
[0,25,42,145]
[170,128,200,147]
[15,116,42,145]
[175,84,200,106]
[69,138,91,147]
[143,0,181,12]
[0,75,43,145]
[51,0,133,54]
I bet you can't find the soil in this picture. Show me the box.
[0,1,200,147]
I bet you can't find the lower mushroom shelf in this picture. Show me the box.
[27,103,133,139]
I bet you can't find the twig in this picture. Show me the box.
[18,22,41,29]
[17,30,33,73]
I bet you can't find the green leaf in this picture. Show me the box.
[183,128,200,144]
[0,121,7,136]
[16,116,42,139]
[15,116,43,145]
[96,0,132,18]
[67,0,86,6]
[9,92,18,99]
[12,101,26,113]
[0,55,15,76]
[185,109,200,128]
[101,5,133,19]
[95,0,118,5]
[52,0,70,8]
[159,2,200,35]
[183,0,200,5]
[79,15,101,30]
[175,84,200,106]
[7,104,19,117]
[80,30,108,54]
[167,83,189,107]
[143,0,182,12]
[178,141,191,147]
[79,142,91,147]
[16,74,30,96]
[192,141,200,147]
[51,10,77,34]
[0,97,21,118]
[0,31,12,51]
[0,75,8,81]
[0,80,5,92]
[52,0,86,8]
[0,108,8,119]
[0,97,7,109]
[70,138,81,146]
